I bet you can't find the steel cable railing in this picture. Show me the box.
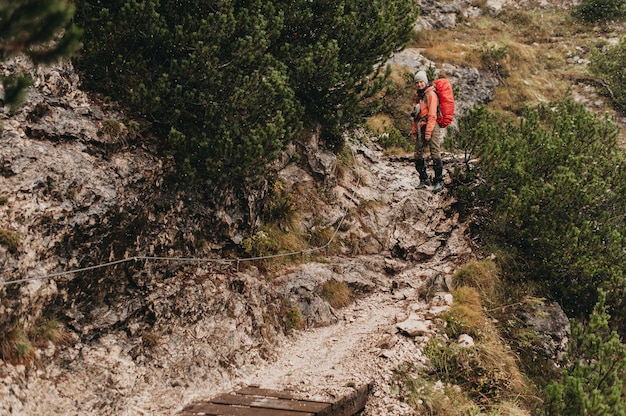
[0,141,363,287]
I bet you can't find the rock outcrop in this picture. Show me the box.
[0,48,489,413]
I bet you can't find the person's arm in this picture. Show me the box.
[424,92,439,140]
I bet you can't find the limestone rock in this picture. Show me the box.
[520,300,570,362]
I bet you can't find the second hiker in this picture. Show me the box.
[411,70,444,193]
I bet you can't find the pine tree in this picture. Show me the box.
[0,0,82,109]
[270,0,417,147]
[543,290,626,416]
[467,99,626,324]
[75,0,301,183]
[572,0,626,23]
[73,0,417,184]
[591,36,626,113]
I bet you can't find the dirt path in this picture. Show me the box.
[179,261,454,416]
[176,139,470,415]
[1,138,471,416]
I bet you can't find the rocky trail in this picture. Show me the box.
[188,142,473,416]
[1,41,476,416]
[145,138,473,415]
[1,114,473,415]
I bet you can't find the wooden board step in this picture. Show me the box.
[180,383,372,416]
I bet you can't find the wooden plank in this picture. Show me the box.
[317,383,373,416]
[180,402,316,416]
[234,386,301,400]
[211,393,330,413]
[180,383,372,416]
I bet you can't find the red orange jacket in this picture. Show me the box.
[411,85,439,140]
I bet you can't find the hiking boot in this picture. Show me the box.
[432,158,444,193]
[415,178,430,190]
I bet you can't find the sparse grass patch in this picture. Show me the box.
[1,330,35,365]
[31,319,72,348]
[241,178,315,270]
[393,362,480,415]
[241,226,308,271]
[282,301,304,331]
[424,336,527,406]
[452,259,499,300]
[0,320,74,365]
[335,143,356,180]
[411,9,599,117]
[141,331,160,348]
[264,178,299,231]
[0,228,20,253]
[320,279,352,309]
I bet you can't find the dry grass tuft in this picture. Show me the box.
[366,114,395,135]
[452,258,499,299]
[282,302,305,331]
[320,279,352,309]
[32,320,73,348]
[141,332,160,348]
[1,330,35,365]
[0,228,20,253]
[444,286,492,341]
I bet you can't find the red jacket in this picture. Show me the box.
[411,85,439,140]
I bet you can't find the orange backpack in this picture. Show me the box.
[432,78,455,128]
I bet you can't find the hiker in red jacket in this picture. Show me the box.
[411,70,444,193]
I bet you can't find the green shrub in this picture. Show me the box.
[590,36,626,113]
[376,126,413,152]
[463,99,626,326]
[0,1,82,110]
[542,290,626,415]
[572,0,626,23]
[73,0,418,185]
[480,42,510,79]
[445,105,504,170]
